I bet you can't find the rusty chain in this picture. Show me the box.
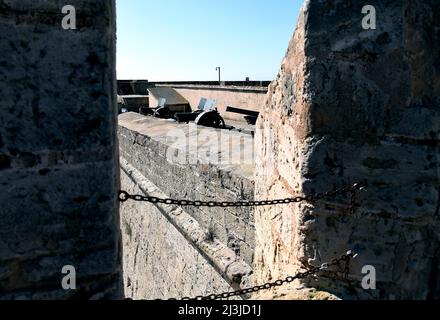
[176,251,358,300]
[118,183,365,208]
[119,183,365,300]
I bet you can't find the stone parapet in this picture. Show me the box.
[118,112,256,267]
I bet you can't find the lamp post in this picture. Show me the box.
[216,67,221,85]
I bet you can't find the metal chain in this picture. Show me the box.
[118,183,365,208]
[119,183,365,300]
[177,251,358,300]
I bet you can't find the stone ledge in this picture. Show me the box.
[118,112,256,266]
[157,84,268,94]
[120,158,253,290]
[118,112,255,179]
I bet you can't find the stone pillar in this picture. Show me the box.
[255,0,439,299]
[0,0,121,299]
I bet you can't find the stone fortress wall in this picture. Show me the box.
[119,81,269,123]
[0,0,439,301]
[0,0,121,299]
[120,0,440,300]
[118,113,255,299]
[159,84,268,122]
[254,0,440,300]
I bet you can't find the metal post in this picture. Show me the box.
[216,67,221,85]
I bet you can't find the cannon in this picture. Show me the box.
[175,98,225,129]
[195,109,225,129]
[225,106,260,125]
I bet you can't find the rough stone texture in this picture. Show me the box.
[254,284,339,301]
[255,0,440,299]
[0,0,121,299]
[120,159,251,299]
[118,112,256,266]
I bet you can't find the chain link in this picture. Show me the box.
[176,251,358,300]
[119,183,365,208]
[119,183,365,300]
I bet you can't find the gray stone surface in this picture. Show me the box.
[255,0,440,299]
[120,159,251,299]
[0,0,121,299]
[118,113,256,266]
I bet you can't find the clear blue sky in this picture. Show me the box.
[116,0,302,81]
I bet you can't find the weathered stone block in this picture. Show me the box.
[255,0,440,299]
[118,113,256,266]
[0,0,120,299]
[119,161,251,299]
